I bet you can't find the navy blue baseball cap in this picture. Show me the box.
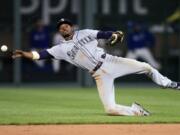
[57,18,73,29]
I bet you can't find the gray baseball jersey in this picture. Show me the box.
[47,29,105,72]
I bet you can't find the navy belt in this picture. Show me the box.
[92,54,106,72]
[101,53,106,59]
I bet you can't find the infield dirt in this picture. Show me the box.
[0,124,180,135]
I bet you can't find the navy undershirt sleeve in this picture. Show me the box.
[39,50,54,60]
[97,31,113,39]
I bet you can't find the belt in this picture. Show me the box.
[101,53,106,59]
[92,53,106,72]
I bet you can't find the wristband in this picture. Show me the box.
[31,51,40,60]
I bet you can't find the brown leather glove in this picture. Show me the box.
[109,31,124,45]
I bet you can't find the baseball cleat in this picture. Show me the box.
[132,102,150,116]
[168,82,180,90]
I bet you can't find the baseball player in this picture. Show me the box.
[12,18,180,116]
[126,21,161,70]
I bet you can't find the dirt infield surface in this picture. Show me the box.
[0,124,180,135]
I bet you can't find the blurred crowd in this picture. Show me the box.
[125,21,161,70]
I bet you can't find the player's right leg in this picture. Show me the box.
[104,54,179,90]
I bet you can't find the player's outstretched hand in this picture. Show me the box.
[12,50,23,59]
[12,50,33,59]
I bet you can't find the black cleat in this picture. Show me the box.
[168,82,180,90]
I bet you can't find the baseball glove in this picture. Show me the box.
[109,31,124,45]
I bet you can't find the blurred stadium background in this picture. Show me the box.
[0,0,179,87]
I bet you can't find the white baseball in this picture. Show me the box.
[1,45,8,52]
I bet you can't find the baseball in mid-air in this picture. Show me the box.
[1,45,8,52]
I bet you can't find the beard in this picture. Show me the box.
[60,28,74,40]
[63,33,71,38]
[62,32,74,40]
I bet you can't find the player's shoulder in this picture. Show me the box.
[52,40,66,47]
[50,43,61,49]
[77,29,99,37]
[78,29,99,33]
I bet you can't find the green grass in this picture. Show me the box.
[0,87,180,124]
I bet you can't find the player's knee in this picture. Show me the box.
[105,106,118,115]
[142,62,152,73]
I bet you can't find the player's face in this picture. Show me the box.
[59,24,73,38]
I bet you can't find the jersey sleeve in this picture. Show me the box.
[83,29,99,38]
[46,44,64,60]
[97,31,113,39]
[83,29,113,39]
[38,50,54,59]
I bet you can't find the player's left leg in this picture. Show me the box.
[92,69,149,116]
